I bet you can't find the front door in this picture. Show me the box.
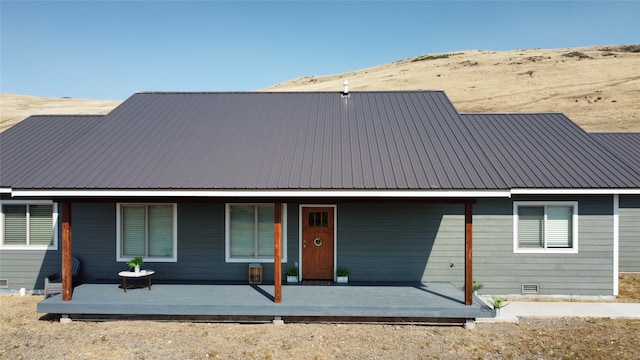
[301,206,334,280]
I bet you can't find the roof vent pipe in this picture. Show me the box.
[342,80,349,96]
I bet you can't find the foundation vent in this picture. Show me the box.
[521,283,539,294]
[0,279,8,289]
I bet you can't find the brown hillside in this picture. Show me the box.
[1,45,638,133]
[265,45,640,132]
[0,93,122,133]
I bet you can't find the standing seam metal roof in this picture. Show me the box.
[460,113,640,188]
[4,91,511,191]
[3,92,639,192]
[0,115,105,186]
[591,133,640,171]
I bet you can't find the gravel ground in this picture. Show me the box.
[2,294,640,360]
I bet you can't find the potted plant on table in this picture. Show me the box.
[286,267,299,283]
[336,267,349,283]
[128,256,143,274]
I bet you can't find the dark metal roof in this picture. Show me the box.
[3,92,510,191]
[0,115,104,187]
[2,93,638,193]
[591,132,640,171]
[460,113,640,188]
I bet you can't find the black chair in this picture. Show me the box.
[44,257,81,298]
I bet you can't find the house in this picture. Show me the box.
[1,90,638,302]
[591,132,640,273]
[460,113,640,295]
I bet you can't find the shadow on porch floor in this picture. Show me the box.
[37,281,495,323]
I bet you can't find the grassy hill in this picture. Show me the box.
[265,45,640,132]
[2,45,638,133]
[0,93,122,132]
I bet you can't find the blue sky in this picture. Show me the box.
[1,1,638,100]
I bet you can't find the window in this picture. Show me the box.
[0,201,58,250]
[308,211,329,228]
[513,201,578,253]
[225,203,287,262]
[116,203,177,262]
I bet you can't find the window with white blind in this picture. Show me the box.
[513,201,578,253]
[116,203,177,262]
[225,203,287,262]
[0,201,58,250]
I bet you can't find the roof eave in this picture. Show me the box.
[511,188,640,195]
[8,189,512,199]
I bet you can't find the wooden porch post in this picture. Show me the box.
[61,201,73,301]
[464,200,473,306]
[274,202,282,303]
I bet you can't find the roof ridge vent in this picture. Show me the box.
[342,80,349,97]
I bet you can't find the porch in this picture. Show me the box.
[37,281,494,323]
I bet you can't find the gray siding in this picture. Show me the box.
[620,195,640,272]
[72,203,118,282]
[1,197,619,297]
[0,249,62,291]
[337,202,465,284]
[0,195,63,291]
[474,196,615,296]
[72,202,300,283]
[1,202,300,291]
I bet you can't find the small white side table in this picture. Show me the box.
[118,270,155,292]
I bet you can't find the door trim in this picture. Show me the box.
[299,204,337,281]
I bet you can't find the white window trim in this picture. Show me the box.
[613,194,619,296]
[513,201,579,254]
[225,203,287,263]
[0,200,58,250]
[116,203,178,263]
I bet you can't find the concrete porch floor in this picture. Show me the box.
[37,282,495,323]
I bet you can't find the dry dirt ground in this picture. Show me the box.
[1,274,639,359]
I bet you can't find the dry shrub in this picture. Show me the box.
[619,45,640,53]
[562,51,592,59]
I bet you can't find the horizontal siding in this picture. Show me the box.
[1,196,619,296]
[0,195,63,290]
[619,195,640,272]
[0,250,61,290]
[473,196,614,296]
[1,202,301,290]
[72,203,300,283]
[71,203,118,282]
[337,202,465,284]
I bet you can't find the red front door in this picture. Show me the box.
[301,207,334,280]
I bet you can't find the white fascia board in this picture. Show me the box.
[0,188,11,194]
[511,188,640,195]
[10,189,512,198]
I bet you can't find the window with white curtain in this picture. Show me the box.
[0,201,58,250]
[225,203,287,262]
[117,203,177,262]
[514,201,578,253]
